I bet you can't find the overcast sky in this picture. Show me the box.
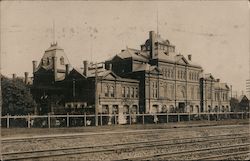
[0,1,249,95]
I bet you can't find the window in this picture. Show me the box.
[131,87,134,98]
[197,87,200,99]
[122,87,125,97]
[47,57,50,65]
[110,86,114,97]
[191,87,194,99]
[164,85,168,98]
[126,87,130,97]
[152,82,158,98]
[60,57,64,65]
[167,69,170,78]
[41,59,45,65]
[135,88,138,98]
[104,86,108,97]
[208,90,211,99]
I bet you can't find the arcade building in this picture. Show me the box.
[29,31,231,116]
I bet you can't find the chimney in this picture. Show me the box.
[52,56,57,81]
[65,64,70,76]
[12,73,16,80]
[24,72,29,84]
[188,54,192,61]
[83,60,88,76]
[32,60,37,74]
[149,31,156,59]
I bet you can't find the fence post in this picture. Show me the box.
[241,112,244,119]
[95,113,98,126]
[84,113,87,127]
[142,113,145,125]
[166,113,168,123]
[129,113,132,125]
[178,113,180,122]
[208,113,210,121]
[7,113,10,128]
[188,112,191,121]
[48,114,51,128]
[114,113,117,125]
[67,113,69,127]
[216,112,219,121]
[28,114,31,128]
[100,113,103,126]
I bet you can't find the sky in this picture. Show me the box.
[0,0,249,95]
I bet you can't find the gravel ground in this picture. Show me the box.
[2,119,248,138]
[2,119,249,160]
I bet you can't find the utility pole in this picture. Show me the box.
[95,63,98,126]
[0,54,2,161]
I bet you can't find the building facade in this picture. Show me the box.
[30,31,231,116]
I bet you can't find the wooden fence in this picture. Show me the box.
[1,112,249,128]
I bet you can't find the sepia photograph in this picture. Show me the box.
[0,0,249,160]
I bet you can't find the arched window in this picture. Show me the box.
[191,86,194,99]
[190,105,193,113]
[131,87,134,97]
[122,87,125,97]
[126,87,130,97]
[104,86,108,97]
[135,88,138,98]
[47,57,50,65]
[60,57,64,65]
[110,86,114,97]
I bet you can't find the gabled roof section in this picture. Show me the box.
[214,82,230,90]
[157,50,201,68]
[204,73,215,80]
[67,67,86,79]
[88,69,138,83]
[115,48,149,62]
[175,55,189,65]
[238,95,248,102]
[133,64,160,73]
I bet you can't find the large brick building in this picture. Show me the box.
[30,31,230,116]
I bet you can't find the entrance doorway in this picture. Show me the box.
[178,102,185,113]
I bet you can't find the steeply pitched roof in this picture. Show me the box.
[157,51,201,67]
[214,82,230,90]
[35,43,71,81]
[115,48,150,62]
[88,69,138,83]
[238,95,248,102]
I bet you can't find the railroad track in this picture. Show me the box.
[2,124,247,144]
[2,133,249,160]
[128,143,249,160]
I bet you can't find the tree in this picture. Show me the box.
[1,75,36,115]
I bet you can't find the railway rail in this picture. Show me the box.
[128,143,249,160]
[2,123,247,144]
[2,132,249,160]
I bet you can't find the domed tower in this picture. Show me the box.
[32,42,71,85]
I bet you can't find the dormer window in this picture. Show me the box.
[60,57,64,65]
[41,59,45,65]
[164,52,169,56]
[47,57,50,65]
